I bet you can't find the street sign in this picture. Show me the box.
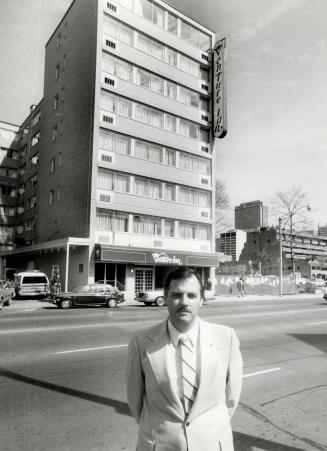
[213,38,227,138]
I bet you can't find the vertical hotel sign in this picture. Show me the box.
[213,38,227,138]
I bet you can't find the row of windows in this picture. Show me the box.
[101,92,210,142]
[0,147,19,160]
[0,205,16,217]
[97,169,211,207]
[0,129,19,142]
[0,225,14,237]
[0,185,17,197]
[0,167,18,179]
[99,130,211,174]
[102,53,209,111]
[113,0,211,52]
[96,209,210,240]
[104,16,209,81]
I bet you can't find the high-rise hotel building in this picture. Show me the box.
[1,0,223,297]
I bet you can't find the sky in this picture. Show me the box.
[1,0,327,227]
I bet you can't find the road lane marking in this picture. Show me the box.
[53,344,128,354]
[1,307,326,335]
[306,321,327,325]
[243,368,281,378]
[0,320,158,335]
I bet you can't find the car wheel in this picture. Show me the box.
[4,297,12,307]
[155,296,165,307]
[107,298,117,308]
[60,299,72,309]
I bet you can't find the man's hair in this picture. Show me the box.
[163,267,204,299]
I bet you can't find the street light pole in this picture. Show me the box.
[279,217,283,298]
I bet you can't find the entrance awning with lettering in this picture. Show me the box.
[94,244,221,267]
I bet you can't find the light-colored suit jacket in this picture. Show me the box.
[126,318,243,451]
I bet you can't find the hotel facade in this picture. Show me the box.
[1,0,223,298]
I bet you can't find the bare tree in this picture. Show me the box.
[215,179,232,236]
[272,185,312,274]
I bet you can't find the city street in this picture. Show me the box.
[0,296,326,451]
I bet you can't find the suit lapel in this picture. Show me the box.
[145,319,185,420]
[188,319,221,420]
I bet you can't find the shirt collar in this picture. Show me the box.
[168,318,199,348]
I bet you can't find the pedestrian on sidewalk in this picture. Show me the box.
[237,274,246,298]
[126,267,243,451]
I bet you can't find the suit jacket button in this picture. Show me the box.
[185,421,190,427]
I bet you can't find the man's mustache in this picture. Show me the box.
[177,307,191,312]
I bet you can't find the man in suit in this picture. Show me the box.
[126,267,243,451]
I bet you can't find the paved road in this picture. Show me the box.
[0,297,326,451]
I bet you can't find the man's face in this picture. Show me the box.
[165,275,203,332]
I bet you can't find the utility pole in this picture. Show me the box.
[279,217,283,297]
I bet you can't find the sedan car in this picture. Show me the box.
[0,280,15,307]
[48,284,125,309]
[95,280,126,300]
[135,287,215,307]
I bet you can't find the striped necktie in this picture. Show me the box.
[179,334,198,415]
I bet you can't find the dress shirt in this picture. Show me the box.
[167,319,200,406]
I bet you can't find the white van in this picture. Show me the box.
[14,271,50,298]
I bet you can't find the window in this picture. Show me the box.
[181,21,190,43]
[56,32,62,48]
[165,148,176,166]
[165,114,176,132]
[136,68,151,89]
[32,112,41,126]
[98,170,129,193]
[79,264,84,273]
[167,13,177,35]
[59,119,63,135]
[153,4,164,27]
[179,222,210,240]
[134,177,161,199]
[138,0,152,20]
[164,219,174,237]
[64,23,68,39]
[96,209,128,232]
[50,158,55,173]
[57,186,60,201]
[120,24,133,45]
[199,31,211,52]
[133,215,161,236]
[151,109,164,128]
[190,27,199,48]
[63,54,66,69]
[53,95,59,109]
[151,74,164,94]
[166,81,177,99]
[52,126,58,142]
[61,86,65,102]
[31,131,40,146]
[164,184,175,201]
[99,130,130,155]
[58,152,62,167]
[134,140,162,162]
[49,190,54,205]
[55,63,60,80]
[166,48,177,66]
[179,87,200,107]
[118,60,133,81]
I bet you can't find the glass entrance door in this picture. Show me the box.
[135,268,154,292]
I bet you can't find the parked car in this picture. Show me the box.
[0,280,15,306]
[14,271,50,298]
[95,280,126,300]
[135,287,214,307]
[48,283,125,309]
[305,279,326,293]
